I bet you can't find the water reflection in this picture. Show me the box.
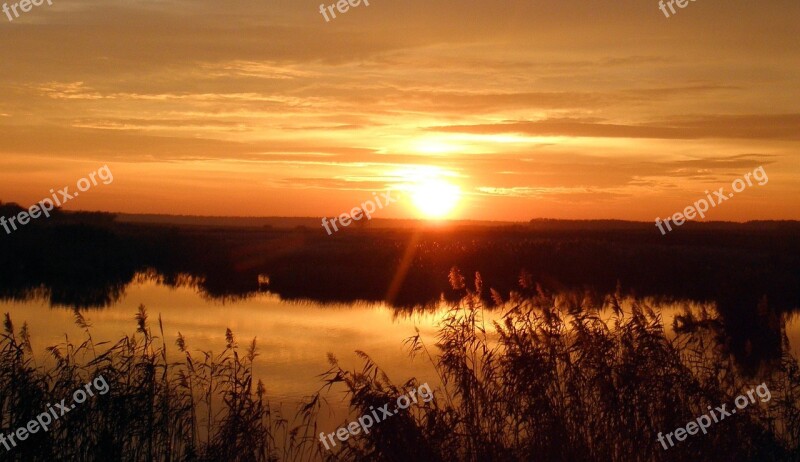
[2,272,798,398]
[0,275,442,406]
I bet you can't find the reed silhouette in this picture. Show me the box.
[1,272,799,461]
[316,269,800,461]
[0,306,322,462]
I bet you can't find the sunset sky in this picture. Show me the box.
[0,0,797,221]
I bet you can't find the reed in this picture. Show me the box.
[0,306,321,462]
[2,272,800,461]
[318,269,800,462]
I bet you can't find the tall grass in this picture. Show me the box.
[2,271,800,461]
[319,269,800,462]
[0,305,321,462]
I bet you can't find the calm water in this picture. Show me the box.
[0,275,445,423]
[2,273,800,424]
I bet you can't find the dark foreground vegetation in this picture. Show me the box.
[2,271,800,461]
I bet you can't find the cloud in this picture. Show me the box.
[428,115,800,140]
[0,0,797,219]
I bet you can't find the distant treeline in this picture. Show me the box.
[1,207,798,313]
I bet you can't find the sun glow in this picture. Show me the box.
[414,140,459,154]
[410,179,462,219]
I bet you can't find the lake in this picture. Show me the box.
[4,270,800,425]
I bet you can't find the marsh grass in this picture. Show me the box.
[317,269,800,462]
[3,271,800,461]
[0,305,321,462]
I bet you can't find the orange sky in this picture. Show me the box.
[0,0,798,221]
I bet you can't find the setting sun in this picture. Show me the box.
[410,179,462,219]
